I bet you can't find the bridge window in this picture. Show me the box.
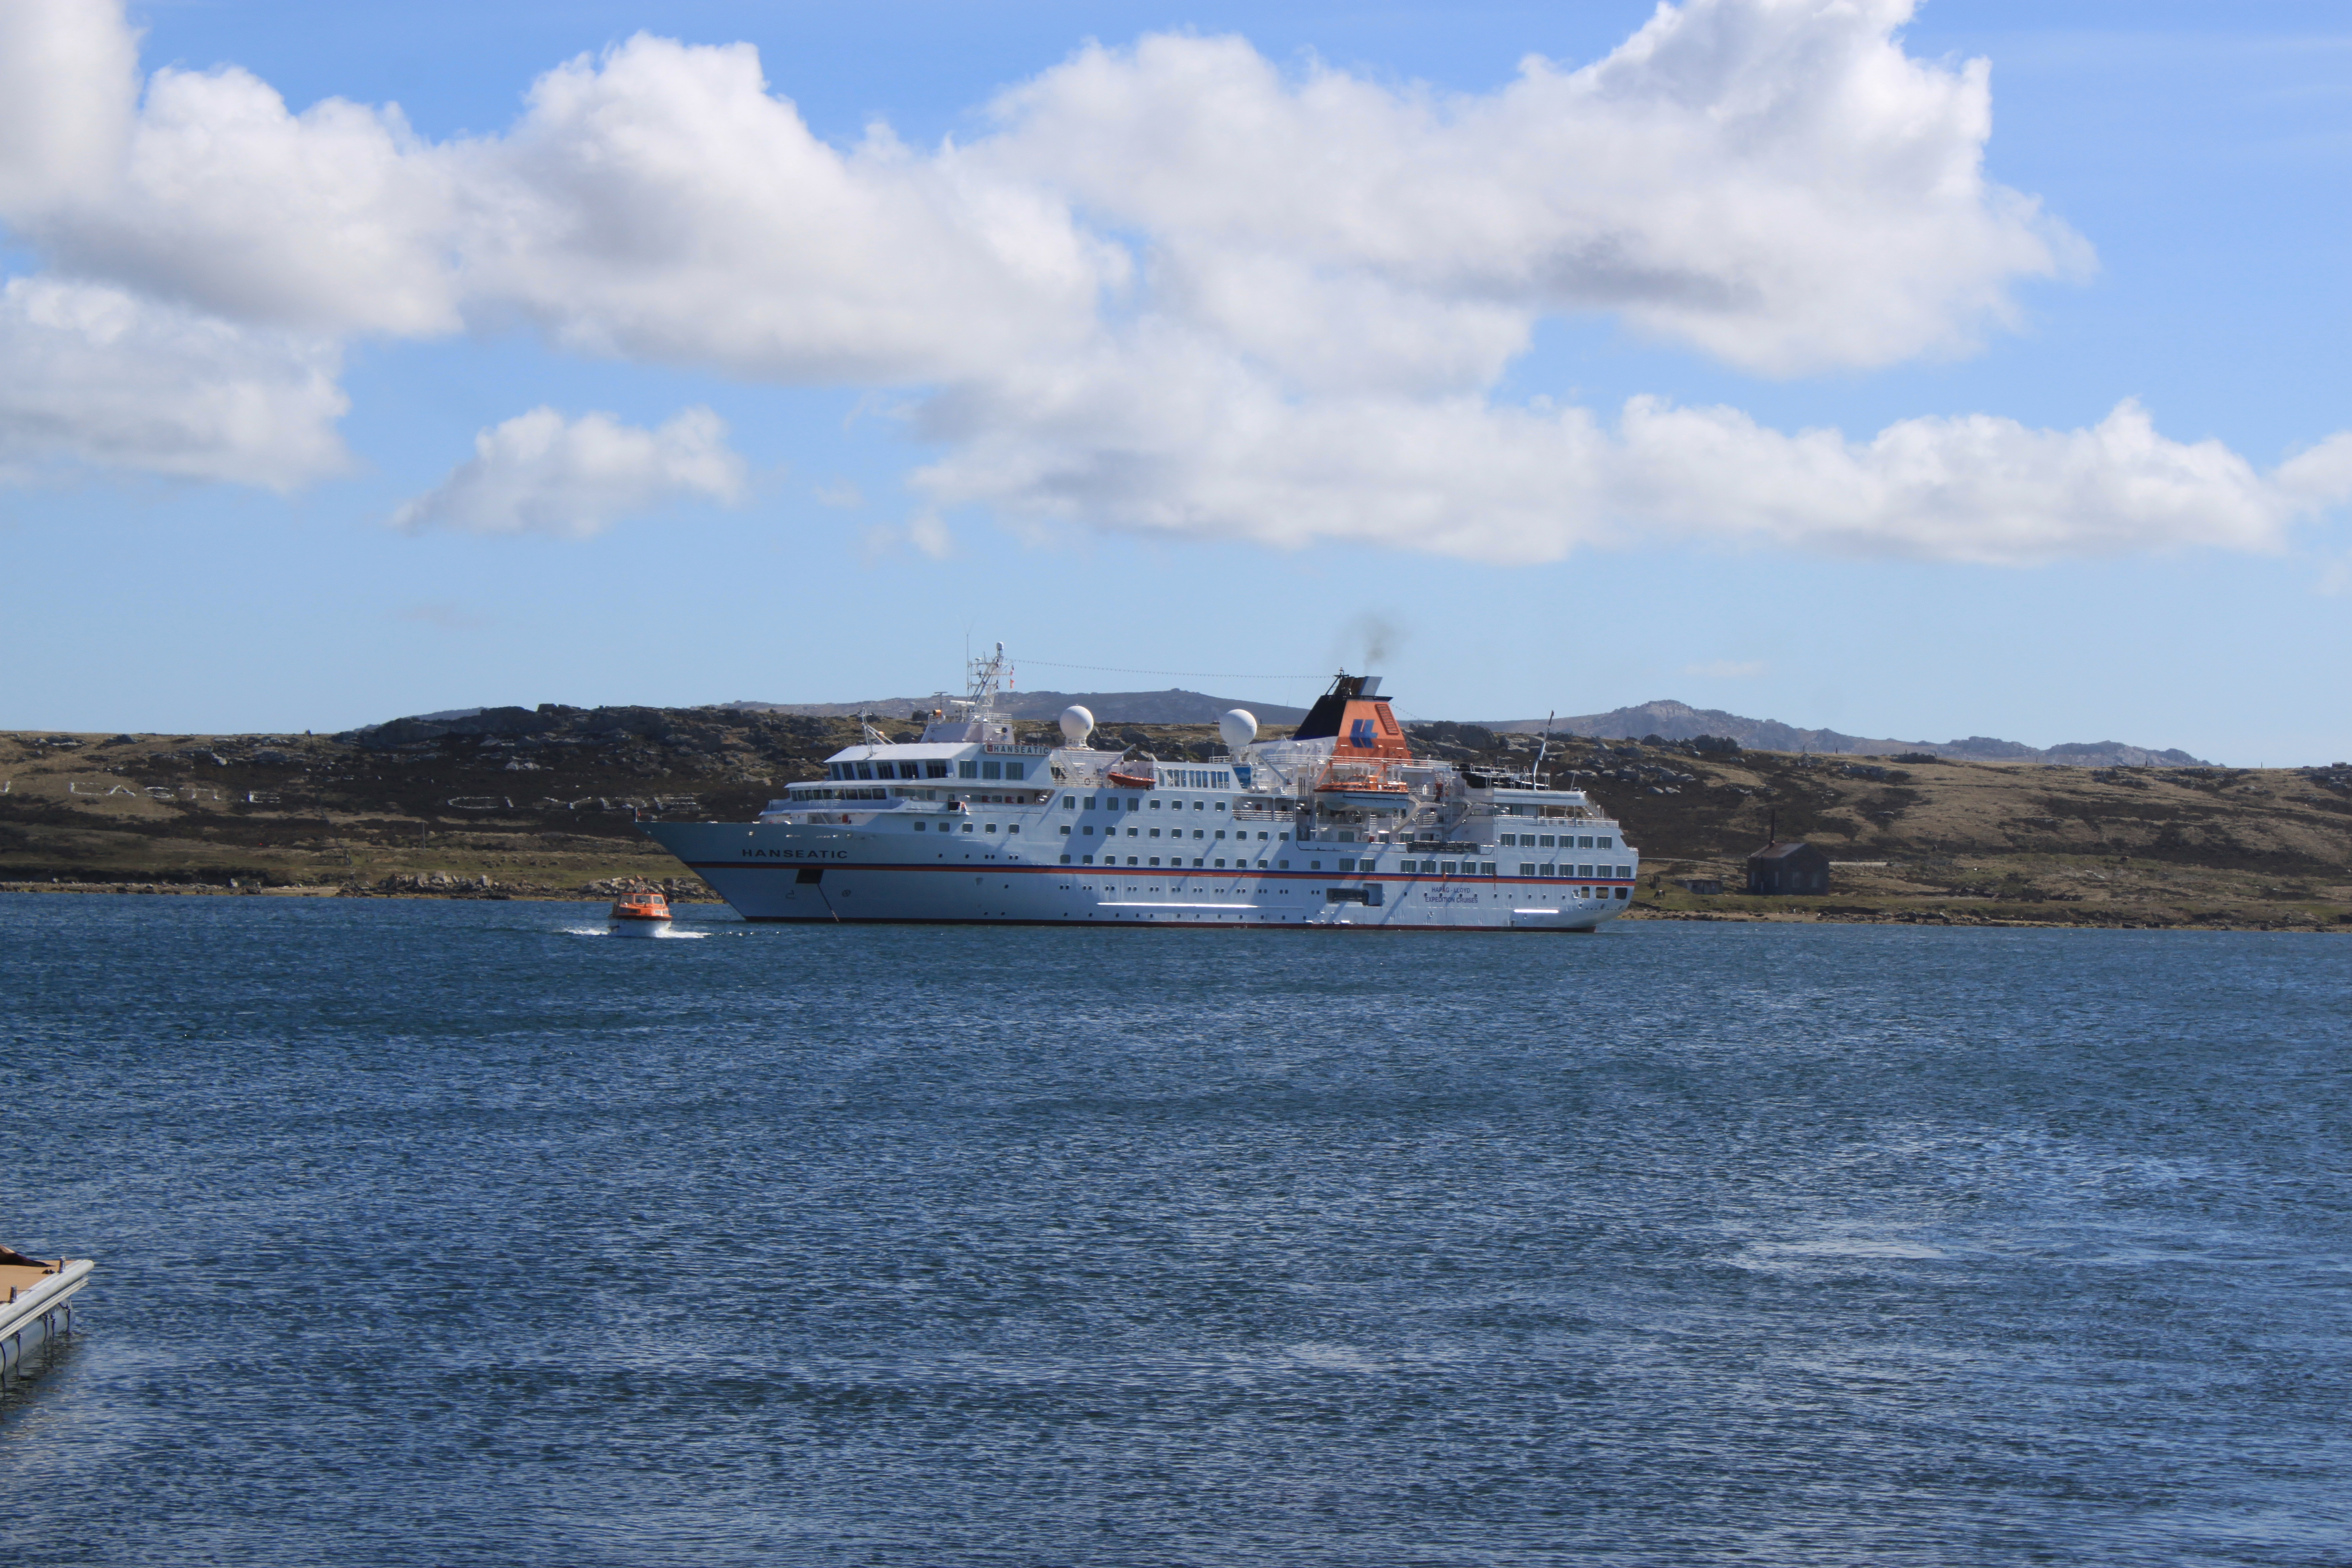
[854,763,874,780]
[927,761,948,778]
[1005,762,1027,780]
[958,761,978,779]
[980,760,1001,780]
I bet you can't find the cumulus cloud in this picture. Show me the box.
[0,0,2069,380]
[391,407,746,538]
[1,0,2346,565]
[0,277,347,488]
[916,378,2322,565]
[978,10,2081,378]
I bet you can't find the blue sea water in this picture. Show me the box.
[1,893,2347,1567]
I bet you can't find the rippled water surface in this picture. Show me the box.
[3,894,2348,1566]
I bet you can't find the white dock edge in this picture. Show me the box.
[1,1259,95,1384]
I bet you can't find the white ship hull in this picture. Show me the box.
[644,820,1634,932]
[640,660,1638,934]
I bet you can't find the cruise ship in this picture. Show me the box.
[643,650,1640,931]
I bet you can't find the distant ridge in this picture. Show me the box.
[1478,698,2208,768]
[724,687,1313,726]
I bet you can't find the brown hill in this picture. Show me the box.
[2,718,2344,929]
[1479,698,2209,768]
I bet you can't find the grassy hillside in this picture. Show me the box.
[3,716,2346,929]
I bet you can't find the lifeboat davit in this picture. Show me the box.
[608,888,672,936]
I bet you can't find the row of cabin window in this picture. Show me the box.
[1060,826,1279,841]
[828,759,1032,782]
[910,821,1019,833]
[1062,795,1225,812]
[1495,832,1613,849]
[1508,863,1632,879]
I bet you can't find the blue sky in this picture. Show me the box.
[0,0,2346,763]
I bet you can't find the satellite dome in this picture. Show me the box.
[1059,705,1096,744]
[1218,708,1258,752]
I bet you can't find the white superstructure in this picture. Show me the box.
[644,649,1640,931]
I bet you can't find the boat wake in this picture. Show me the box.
[561,925,709,939]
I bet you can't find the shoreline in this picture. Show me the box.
[3,881,2339,931]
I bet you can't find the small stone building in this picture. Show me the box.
[1747,840,1830,896]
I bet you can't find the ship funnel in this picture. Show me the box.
[1059,705,1096,744]
[1218,709,1258,751]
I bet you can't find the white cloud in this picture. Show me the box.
[915,377,2317,565]
[0,277,347,488]
[391,407,746,538]
[978,11,2083,378]
[0,0,2068,381]
[3,0,2348,567]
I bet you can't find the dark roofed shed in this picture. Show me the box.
[1747,840,1829,896]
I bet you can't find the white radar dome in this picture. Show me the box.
[1218,708,1259,752]
[1059,705,1096,744]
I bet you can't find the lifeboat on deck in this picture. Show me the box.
[608,888,672,937]
[1106,761,1156,790]
[1314,760,1414,811]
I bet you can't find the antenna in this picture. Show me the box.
[1534,710,1555,780]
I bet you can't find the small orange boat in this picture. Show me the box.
[608,888,672,936]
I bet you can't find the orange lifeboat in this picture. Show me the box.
[1313,759,1414,811]
[608,888,672,936]
[1106,762,1156,789]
